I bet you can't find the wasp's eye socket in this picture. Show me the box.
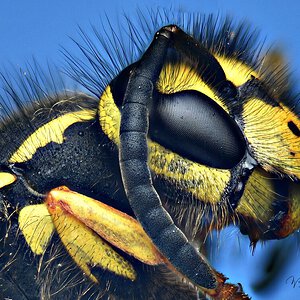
[149,90,246,169]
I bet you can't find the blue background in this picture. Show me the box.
[1,1,300,299]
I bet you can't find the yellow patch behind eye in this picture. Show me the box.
[243,99,300,178]
[47,194,136,282]
[18,204,54,255]
[0,172,16,189]
[9,109,96,163]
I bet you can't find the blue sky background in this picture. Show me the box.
[1,0,300,299]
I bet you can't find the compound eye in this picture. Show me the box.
[149,90,246,169]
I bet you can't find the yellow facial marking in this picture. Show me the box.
[9,109,96,163]
[243,99,300,178]
[215,55,259,86]
[99,86,231,204]
[19,204,54,255]
[149,142,230,204]
[0,172,16,189]
[49,187,164,265]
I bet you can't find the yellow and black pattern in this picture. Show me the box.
[0,10,300,300]
[0,91,196,299]
[99,84,231,206]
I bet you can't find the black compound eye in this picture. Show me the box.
[149,90,246,169]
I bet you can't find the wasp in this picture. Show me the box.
[0,11,300,300]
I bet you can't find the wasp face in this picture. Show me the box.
[0,12,300,300]
[100,24,300,238]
